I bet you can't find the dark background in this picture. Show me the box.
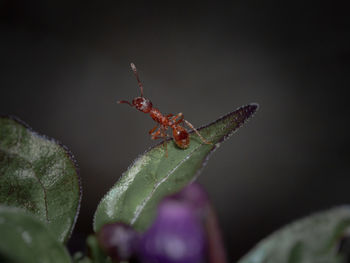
[1,0,350,260]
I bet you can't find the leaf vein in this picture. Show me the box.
[130,143,202,225]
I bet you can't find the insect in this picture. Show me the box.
[118,63,211,155]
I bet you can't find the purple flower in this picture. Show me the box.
[138,194,207,263]
[171,182,210,218]
[97,183,227,263]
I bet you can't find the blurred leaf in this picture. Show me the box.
[73,252,93,263]
[0,116,81,243]
[0,205,71,263]
[238,206,350,263]
[93,104,258,232]
[72,236,115,263]
[86,235,113,263]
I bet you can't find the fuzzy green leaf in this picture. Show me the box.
[0,206,71,263]
[0,116,81,243]
[238,206,350,263]
[93,104,258,232]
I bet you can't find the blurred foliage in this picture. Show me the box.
[0,206,71,263]
[238,206,350,263]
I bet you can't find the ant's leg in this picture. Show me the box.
[150,126,170,138]
[151,129,162,140]
[184,120,212,145]
[170,112,184,124]
[170,112,182,121]
[150,127,169,157]
[174,115,184,125]
[149,125,159,135]
[166,113,174,122]
[161,126,168,157]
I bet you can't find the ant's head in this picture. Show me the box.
[132,97,153,113]
[118,63,153,113]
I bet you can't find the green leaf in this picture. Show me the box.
[72,236,113,263]
[0,116,81,243]
[93,104,258,232]
[238,206,350,263]
[73,252,93,263]
[0,205,71,263]
[86,235,113,263]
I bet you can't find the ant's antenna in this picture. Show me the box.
[130,63,144,97]
[117,100,132,106]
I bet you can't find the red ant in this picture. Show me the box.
[118,63,211,155]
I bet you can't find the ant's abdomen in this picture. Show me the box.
[173,126,189,149]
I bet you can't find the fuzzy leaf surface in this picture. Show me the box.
[94,104,258,232]
[0,116,81,243]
